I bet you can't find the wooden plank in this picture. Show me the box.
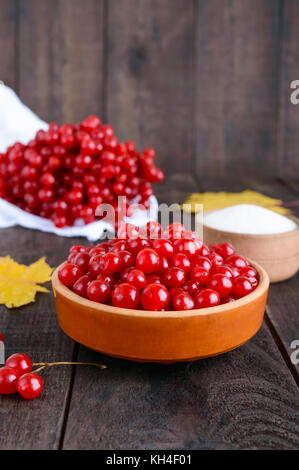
[18,0,105,123]
[62,326,299,450]
[62,176,299,450]
[194,0,279,177]
[106,0,194,175]
[0,228,86,450]
[0,0,17,89]
[153,173,198,205]
[197,177,299,379]
[277,0,299,177]
[266,178,299,380]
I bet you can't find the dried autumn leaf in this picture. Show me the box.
[0,256,53,308]
[182,190,291,214]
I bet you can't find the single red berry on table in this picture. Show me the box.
[140,283,169,311]
[16,373,44,400]
[5,353,32,375]
[193,289,220,308]
[0,367,20,395]
[112,283,139,309]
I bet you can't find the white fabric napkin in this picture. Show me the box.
[0,83,48,152]
[0,83,158,240]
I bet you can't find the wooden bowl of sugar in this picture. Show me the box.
[199,204,299,283]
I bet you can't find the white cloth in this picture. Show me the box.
[0,83,158,240]
[0,83,48,151]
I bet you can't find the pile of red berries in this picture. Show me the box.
[0,116,164,228]
[0,352,43,399]
[58,222,259,311]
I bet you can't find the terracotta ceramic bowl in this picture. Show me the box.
[52,259,269,363]
[201,214,299,283]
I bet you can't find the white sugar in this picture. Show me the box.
[203,204,297,235]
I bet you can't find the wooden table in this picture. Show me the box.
[0,176,298,450]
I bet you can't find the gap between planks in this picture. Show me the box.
[58,342,80,450]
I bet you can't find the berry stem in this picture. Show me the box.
[32,361,106,374]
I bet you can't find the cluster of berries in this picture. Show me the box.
[0,336,105,401]
[0,351,43,399]
[0,115,164,228]
[58,222,258,311]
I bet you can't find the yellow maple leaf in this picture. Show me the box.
[0,257,53,308]
[182,190,291,215]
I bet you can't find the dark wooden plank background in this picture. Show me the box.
[0,0,299,177]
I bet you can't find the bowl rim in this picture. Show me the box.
[199,213,299,239]
[52,258,269,319]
